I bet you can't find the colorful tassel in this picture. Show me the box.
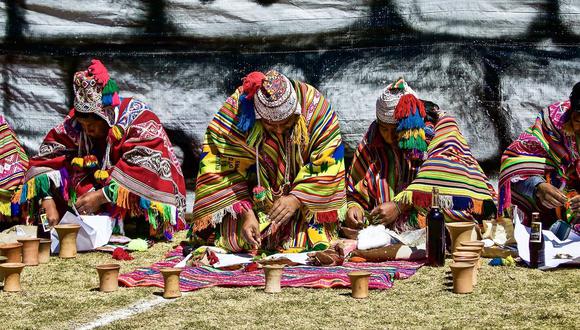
[102,94,113,106]
[0,201,10,216]
[10,203,20,217]
[94,170,109,181]
[26,178,36,201]
[19,184,27,204]
[236,94,256,133]
[116,185,131,210]
[35,174,51,198]
[88,59,110,86]
[111,125,124,141]
[83,155,99,169]
[102,79,119,95]
[242,71,266,99]
[253,186,267,202]
[452,196,472,210]
[412,191,432,208]
[71,157,84,169]
[111,92,120,107]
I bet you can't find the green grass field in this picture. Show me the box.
[1,232,578,329]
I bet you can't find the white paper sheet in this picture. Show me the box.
[514,209,580,269]
[51,212,113,253]
[213,253,253,268]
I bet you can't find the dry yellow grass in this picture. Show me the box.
[1,231,578,329]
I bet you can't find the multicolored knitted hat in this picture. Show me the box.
[254,70,302,122]
[376,77,417,124]
[73,59,120,127]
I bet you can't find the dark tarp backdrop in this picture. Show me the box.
[1,1,579,198]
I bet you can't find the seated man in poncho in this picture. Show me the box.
[499,82,580,233]
[0,115,29,226]
[191,70,346,253]
[344,79,496,245]
[13,60,186,239]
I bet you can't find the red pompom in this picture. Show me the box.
[242,71,266,100]
[112,247,134,261]
[88,59,110,86]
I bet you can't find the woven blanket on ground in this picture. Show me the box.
[119,247,423,291]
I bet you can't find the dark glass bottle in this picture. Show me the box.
[529,212,544,268]
[427,187,446,266]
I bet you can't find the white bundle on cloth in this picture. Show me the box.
[357,225,396,250]
[51,212,113,253]
[357,225,427,250]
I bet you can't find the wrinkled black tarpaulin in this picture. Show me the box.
[0,0,579,187]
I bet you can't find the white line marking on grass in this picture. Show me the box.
[75,294,187,330]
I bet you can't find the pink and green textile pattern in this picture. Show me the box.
[119,247,423,291]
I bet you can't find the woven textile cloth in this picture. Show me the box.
[347,116,496,232]
[0,116,29,217]
[119,247,423,291]
[15,98,186,237]
[192,79,346,251]
[499,100,578,225]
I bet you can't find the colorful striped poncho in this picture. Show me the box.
[347,116,496,232]
[0,116,29,218]
[192,80,346,251]
[499,100,578,225]
[13,98,186,238]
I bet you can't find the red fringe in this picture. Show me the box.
[412,191,432,208]
[316,210,338,223]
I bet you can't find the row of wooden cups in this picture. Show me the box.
[0,224,82,292]
[449,240,485,294]
[95,264,182,299]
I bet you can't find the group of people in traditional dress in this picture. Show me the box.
[1,59,578,257]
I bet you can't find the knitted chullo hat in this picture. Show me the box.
[376,77,417,124]
[235,70,309,203]
[71,59,121,178]
[73,59,120,127]
[254,70,302,122]
[236,70,307,145]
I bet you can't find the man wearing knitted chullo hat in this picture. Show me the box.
[14,60,186,239]
[344,78,497,241]
[192,70,346,252]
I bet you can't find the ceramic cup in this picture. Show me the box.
[263,264,285,294]
[348,271,372,299]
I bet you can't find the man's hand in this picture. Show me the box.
[345,206,364,229]
[369,202,400,226]
[75,189,108,215]
[241,210,261,248]
[41,198,60,227]
[569,195,580,213]
[269,195,301,225]
[535,183,567,209]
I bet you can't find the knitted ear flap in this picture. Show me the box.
[236,71,266,133]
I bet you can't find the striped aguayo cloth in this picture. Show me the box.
[119,247,423,291]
